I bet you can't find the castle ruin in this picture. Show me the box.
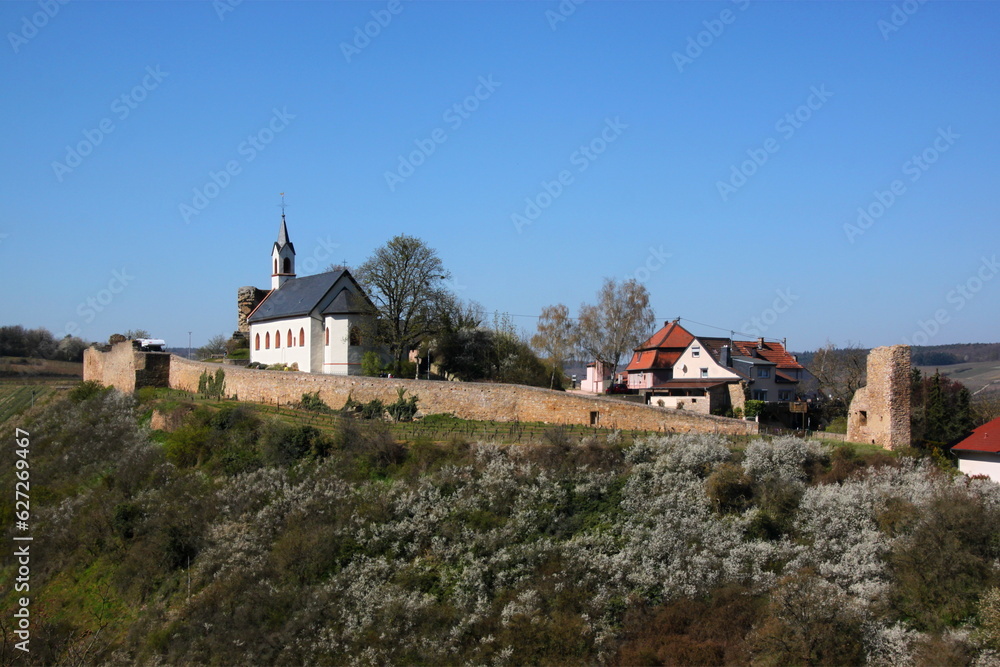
[846,345,911,449]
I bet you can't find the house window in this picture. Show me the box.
[287,330,293,347]
[255,333,260,351]
[299,328,305,347]
[275,330,280,348]
[692,347,700,358]
[753,389,768,401]
[758,367,770,378]
[778,390,791,401]
[265,332,270,349]
[325,327,329,345]
[700,368,709,378]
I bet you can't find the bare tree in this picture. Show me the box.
[357,234,451,374]
[809,341,868,410]
[122,329,150,340]
[531,304,577,389]
[197,334,229,359]
[577,278,655,381]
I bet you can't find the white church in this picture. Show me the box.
[244,214,373,375]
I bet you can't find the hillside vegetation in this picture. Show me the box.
[3,385,1000,665]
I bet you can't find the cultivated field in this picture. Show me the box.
[917,360,1000,395]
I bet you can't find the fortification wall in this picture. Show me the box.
[83,342,171,393]
[847,345,911,449]
[169,356,759,435]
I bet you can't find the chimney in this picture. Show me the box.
[757,337,764,350]
[720,345,730,366]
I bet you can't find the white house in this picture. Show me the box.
[246,216,373,375]
[952,416,1000,482]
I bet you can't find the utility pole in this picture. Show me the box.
[188,331,192,359]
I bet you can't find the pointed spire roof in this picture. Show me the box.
[274,213,295,254]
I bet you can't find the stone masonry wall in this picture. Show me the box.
[83,342,171,393]
[846,345,911,449]
[170,356,759,435]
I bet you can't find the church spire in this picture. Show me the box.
[271,193,296,289]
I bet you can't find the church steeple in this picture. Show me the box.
[271,195,296,289]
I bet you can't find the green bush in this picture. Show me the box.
[386,388,418,422]
[197,369,226,399]
[744,400,766,419]
[360,399,385,420]
[298,391,332,413]
[361,351,382,377]
[69,380,108,403]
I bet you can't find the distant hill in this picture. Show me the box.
[795,343,1000,370]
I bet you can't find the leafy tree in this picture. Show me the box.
[531,304,577,389]
[357,235,451,374]
[361,351,383,377]
[576,278,655,380]
[123,329,151,340]
[911,368,976,448]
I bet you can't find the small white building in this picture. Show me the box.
[952,416,1000,482]
[247,215,373,375]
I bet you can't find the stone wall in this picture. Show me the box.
[169,356,759,435]
[83,342,171,393]
[846,345,911,449]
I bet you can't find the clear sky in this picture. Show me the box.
[3,0,998,352]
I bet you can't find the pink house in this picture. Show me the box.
[580,360,612,393]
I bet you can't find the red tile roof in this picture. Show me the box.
[625,349,682,372]
[636,320,695,351]
[952,417,1000,454]
[731,340,804,370]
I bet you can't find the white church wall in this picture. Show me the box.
[250,315,314,371]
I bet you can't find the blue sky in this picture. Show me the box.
[2,0,998,352]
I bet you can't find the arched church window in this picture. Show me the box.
[349,326,362,347]
[265,332,270,349]
[299,328,305,347]
[255,333,260,351]
[274,258,277,274]
[283,257,291,274]
[325,327,329,345]
[275,330,280,348]
[287,330,293,347]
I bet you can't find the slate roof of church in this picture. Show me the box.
[248,270,347,323]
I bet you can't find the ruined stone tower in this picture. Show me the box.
[846,345,911,450]
[236,286,269,335]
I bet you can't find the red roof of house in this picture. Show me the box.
[636,320,695,351]
[952,417,1000,454]
[731,340,804,370]
[625,349,682,372]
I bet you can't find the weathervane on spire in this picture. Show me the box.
[279,192,288,221]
